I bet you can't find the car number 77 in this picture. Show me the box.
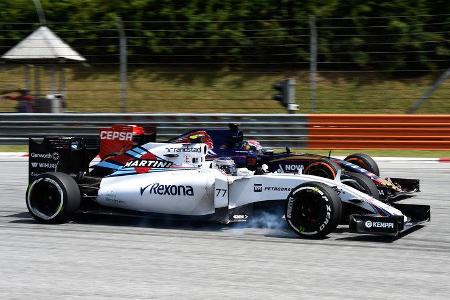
[215,188,227,197]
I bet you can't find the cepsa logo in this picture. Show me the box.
[100,131,133,141]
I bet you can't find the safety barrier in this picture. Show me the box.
[307,114,450,150]
[1,113,450,150]
[0,113,309,147]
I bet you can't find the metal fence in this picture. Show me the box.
[0,113,308,147]
[2,113,450,150]
[0,14,449,114]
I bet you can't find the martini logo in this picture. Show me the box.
[124,152,173,173]
[140,183,194,196]
[124,160,173,168]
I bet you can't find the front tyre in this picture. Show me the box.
[26,172,80,223]
[285,182,342,238]
[341,172,380,200]
[344,153,380,176]
[304,158,339,179]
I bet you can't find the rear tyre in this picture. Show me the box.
[304,158,339,179]
[341,172,380,200]
[26,172,80,223]
[344,153,380,176]
[285,182,342,238]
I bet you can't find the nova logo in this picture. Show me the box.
[284,164,304,172]
[140,183,194,196]
[125,160,173,168]
[254,184,262,192]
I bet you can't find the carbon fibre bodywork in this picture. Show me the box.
[171,124,420,202]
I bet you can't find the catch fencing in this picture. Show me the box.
[0,14,449,114]
[0,113,309,147]
[1,113,450,150]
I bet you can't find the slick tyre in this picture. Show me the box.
[285,182,342,238]
[341,172,380,200]
[304,158,339,179]
[344,153,380,176]
[26,172,81,224]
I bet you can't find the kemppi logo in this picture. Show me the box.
[365,220,394,229]
[100,131,133,141]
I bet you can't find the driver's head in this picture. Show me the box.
[213,157,237,176]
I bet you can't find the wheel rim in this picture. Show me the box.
[287,187,330,235]
[27,178,64,220]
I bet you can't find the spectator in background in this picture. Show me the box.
[2,88,34,113]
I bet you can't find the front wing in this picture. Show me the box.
[349,203,430,236]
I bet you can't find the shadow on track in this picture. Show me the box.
[335,225,424,243]
[7,211,419,242]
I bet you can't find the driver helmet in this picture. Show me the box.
[213,157,237,176]
[241,140,262,152]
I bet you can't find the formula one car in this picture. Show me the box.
[26,125,429,238]
[170,124,420,202]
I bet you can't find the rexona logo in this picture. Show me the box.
[140,183,194,196]
[365,220,394,229]
[254,184,262,192]
[100,131,133,141]
[124,160,173,168]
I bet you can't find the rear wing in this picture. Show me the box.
[28,124,157,183]
[29,137,99,183]
[99,124,156,159]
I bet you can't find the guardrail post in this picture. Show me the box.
[24,64,31,91]
[116,16,128,113]
[407,67,450,114]
[309,15,318,113]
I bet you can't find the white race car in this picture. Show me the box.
[26,126,430,238]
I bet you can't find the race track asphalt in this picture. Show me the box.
[0,158,449,299]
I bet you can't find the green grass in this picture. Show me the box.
[0,145,27,152]
[1,66,450,113]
